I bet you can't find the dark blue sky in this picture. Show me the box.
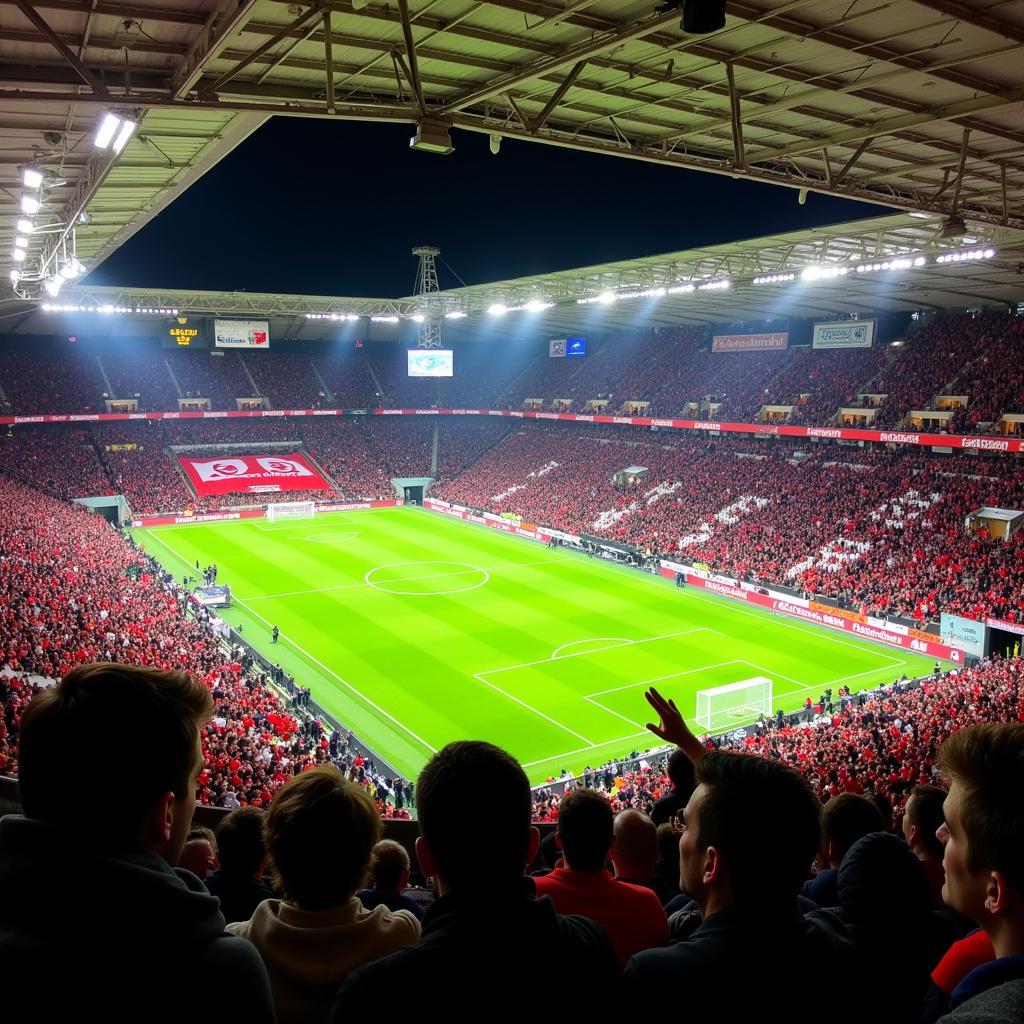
[89,117,883,296]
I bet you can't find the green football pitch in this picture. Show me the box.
[132,507,942,784]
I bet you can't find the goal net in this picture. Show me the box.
[696,676,773,733]
[266,501,316,523]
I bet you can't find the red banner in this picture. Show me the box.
[712,332,789,353]
[1,407,1020,454]
[178,453,332,497]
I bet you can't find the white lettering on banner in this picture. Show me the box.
[164,412,180,419]
[576,415,594,422]
[807,428,843,438]
[173,512,242,524]
[961,436,1009,451]
[693,422,721,431]
[415,409,439,415]
[705,580,750,600]
[986,617,1024,637]
[207,412,228,418]
[14,416,44,423]
[613,417,633,425]
[756,425,781,435]
[880,433,921,444]
[129,413,147,420]
[652,419,674,427]
[538,413,559,420]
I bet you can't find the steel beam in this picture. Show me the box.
[12,0,109,96]
[171,0,259,99]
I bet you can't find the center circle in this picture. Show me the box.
[364,561,490,596]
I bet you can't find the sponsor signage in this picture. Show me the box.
[812,320,876,349]
[712,332,789,353]
[549,339,566,358]
[985,617,1024,637]
[214,319,270,349]
[178,453,332,497]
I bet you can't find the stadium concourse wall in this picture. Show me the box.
[0,407,1020,454]
[130,499,403,528]
[422,498,967,666]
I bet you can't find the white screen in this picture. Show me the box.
[407,349,454,377]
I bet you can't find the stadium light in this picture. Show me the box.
[801,265,847,282]
[698,278,730,290]
[60,258,85,280]
[44,277,62,297]
[21,166,43,189]
[597,291,617,304]
[94,112,120,149]
[935,248,995,264]
[16,219,33,234]
[14,235,27,249]
[667,284,695,295]
[524,299,552,313]
[20,195,40,215]
[112,119,136,154]
[9,270,18,284]
[854,256,925,273]
[11,247,25,262]
[487,303,508,316]
[753,273,796,285]
[411,313,425,323]
[370,315,399,323]
[445,310,467,319]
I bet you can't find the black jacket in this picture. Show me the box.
[625,903,863,1022]
[205,869,276,926]
[0,814,274,1024]
[332,884,618,1015]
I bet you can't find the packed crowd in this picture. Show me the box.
[0,425,112,500]
[2,313,1023,430]
[0,476,403,819]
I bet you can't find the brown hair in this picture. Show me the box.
[265,765,381,910]
[369,839,411,890]
[18,663,211,845]
[557,788,614,873]
[821,793,886,862]
[939,723,1024,892]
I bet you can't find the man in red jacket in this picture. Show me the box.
[534,787,668,966]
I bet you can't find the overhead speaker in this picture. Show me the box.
[680,0,726,33]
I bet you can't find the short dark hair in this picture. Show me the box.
[939,723,1024,893]
[369,839,410,890]
[265,765,381,910]
[18,663,212,845]
[822,793,886,863]
[905,785,947,859]
[667,749,696,796]
[417,740,531,888]
[695,751,821,906]
[215,806,267,877]
[558,788,613,873]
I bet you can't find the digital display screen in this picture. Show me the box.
[566,337,587,357]
[407,349,454,377]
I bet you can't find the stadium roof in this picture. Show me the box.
[20,211,1023,338]
[1,0,1023,303]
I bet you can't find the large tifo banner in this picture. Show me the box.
[214,319,270,349]
[178,453,331,496]
[712,332,789,353]
[813,320,876,349]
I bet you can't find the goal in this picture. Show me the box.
[695,676,773,733]
[266,500,316,523]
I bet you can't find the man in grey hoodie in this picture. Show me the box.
[0,662,274,1024]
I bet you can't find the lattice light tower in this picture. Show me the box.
[412,245,442,348]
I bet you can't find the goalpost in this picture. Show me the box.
[696,676,773,733]
[266,500,316,523]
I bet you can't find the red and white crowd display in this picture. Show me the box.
[177,453,332,497]
[2,407,1019,454]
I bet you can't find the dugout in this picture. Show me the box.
[613,466,648,488]
[392,476,432,505]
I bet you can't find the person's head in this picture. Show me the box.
[821,793,887,869]
[214,806,267,878]
[18,663,211,862]
[368,839,411,893]
[415,741,538,893]
[938,724,1024,935]
[902,785,947,861]
[265,765,380,911]
[656,823,681,885]
[556,788,614,873]
[666,749,696,799]
[680,751,820,915]
[179,825,218,878]
[611,809,658,880]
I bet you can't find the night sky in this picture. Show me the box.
[89,117,884,297]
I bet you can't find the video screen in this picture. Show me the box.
[565,337,587,357]
[407,349,454,377]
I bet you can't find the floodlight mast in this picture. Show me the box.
[412,245,442,348]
